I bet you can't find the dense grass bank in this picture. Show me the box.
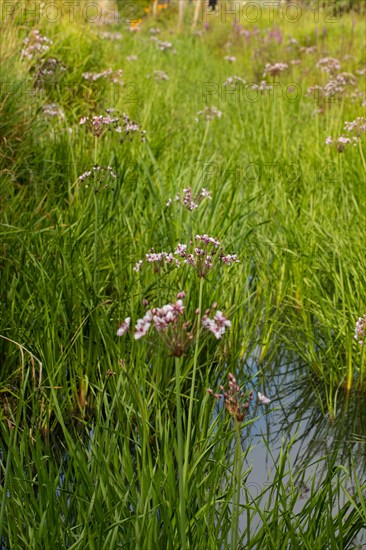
[1,1,366,547]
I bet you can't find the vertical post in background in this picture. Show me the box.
[152,0,159,17]
[178,0,185,30]
[192,0,202,30]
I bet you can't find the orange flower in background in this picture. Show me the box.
[144,7,150,13]
[130,18,142,31]
[158,3,168,10]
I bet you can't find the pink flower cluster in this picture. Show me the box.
[224,76,246,87]
[195,106,222,122]
[208,373,270,422]
[326,116,365,152]
[344,116,366,136]
[307,73,358,110]
[174,234,239,278]
[131,293,193,356]
[224,56,236,63]
[325,135,354,152]
[300,46,317,55]
[220,254,239,265]
[79,114,120,137]
[167,186,211,210]
[133,249,179,273]
[151,70,169,81]
[117,294,232,355]
[78,165,117,182]
[134,235,238,277]
[82,68,123,84]
[79,109,146,141]
[251,80,273,93]
[355,315,366,346]
[232,21,258,40]
[21,30,53,60]
[150,37,176,53]
[136,299,185,337]
[316,57,341,74]
[263,62,288,78]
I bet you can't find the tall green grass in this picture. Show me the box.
[1,1,366,547]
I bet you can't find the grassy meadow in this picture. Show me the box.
[1,0,366,548]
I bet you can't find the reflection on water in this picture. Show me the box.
[241,351,366,544]
[253,353,366,474]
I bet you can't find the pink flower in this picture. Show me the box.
[134,312,152,340]
[257,392,271,405]
[202,311,231,339]
[173,299,185,315]
[175,243,187,256]
[214,311,232,328]
[117,317,131,337]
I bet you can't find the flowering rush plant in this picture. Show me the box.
[355,314,366,346]
[21,29,53,60]
[207,372,270,423]
[325,117,366,152]
[133,234,239,278]
[79,109,146,141]
[117,293,231,357]
[263,62,288,78]
[166,186,211,210]
[195,106,222,122]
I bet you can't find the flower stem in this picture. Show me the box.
[197,120,210,163]
[232,421,242,550]
[175,355,187,550]
[93,136,99,295]
[358,139,366,175]
[183,277,204,485]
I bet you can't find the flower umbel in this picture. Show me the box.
[78,164,117,182]
[166,186,212,211]
[21,29,53,60]
[174,234,239,278]
[79,110,146,141]
[82,68,123,85]
[263,62,288,78]
[208,373,252,423]
[133,294,193,356]
[195,106,223,122]
[117,294,231,355]
[134,235,238,278]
